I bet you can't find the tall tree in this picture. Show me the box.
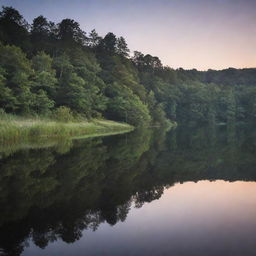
[116,37,130,57]
[98,32,117,54]
[31,15,52,53]
[57,19,87,47]
[88,29,101,48]
[0,6,30,51]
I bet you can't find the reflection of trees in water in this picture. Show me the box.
[133,186,164,208]
[0,128,156,255]
[0,124,256,255]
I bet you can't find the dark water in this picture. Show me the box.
[1,124,256,256]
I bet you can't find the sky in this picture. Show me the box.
[1,0,256,70]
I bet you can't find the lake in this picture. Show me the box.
[0,124,256,256]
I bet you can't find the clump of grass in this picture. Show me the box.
[0,111,133,146]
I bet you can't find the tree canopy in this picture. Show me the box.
[1,6,256,126]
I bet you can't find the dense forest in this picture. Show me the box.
[1,6,256,126]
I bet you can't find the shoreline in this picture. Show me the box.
[0,118,134,146]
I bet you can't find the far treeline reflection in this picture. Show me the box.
[0,124,256,255]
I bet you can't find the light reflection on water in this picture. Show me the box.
[24,180,256,256]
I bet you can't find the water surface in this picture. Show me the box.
[0,124,256,256]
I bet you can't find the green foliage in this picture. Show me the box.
[16,85,35,114]
[32,51,54,72]
[1,6,256,126]
[52,106,74,122]
[30,15,53,53]
[58,18,87,46]
[0,43,32,75]
[0,6,30,51]
[116,36,130,57]
[33,89,54,114]
[105,83,151,126]
[0,67,17,111]
[88,29,101,48]
[98,32,117,54]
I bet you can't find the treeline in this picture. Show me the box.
[1,6,256,126]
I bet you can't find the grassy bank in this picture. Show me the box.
[0,115,134,145]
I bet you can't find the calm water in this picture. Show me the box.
[0,124,256,256]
